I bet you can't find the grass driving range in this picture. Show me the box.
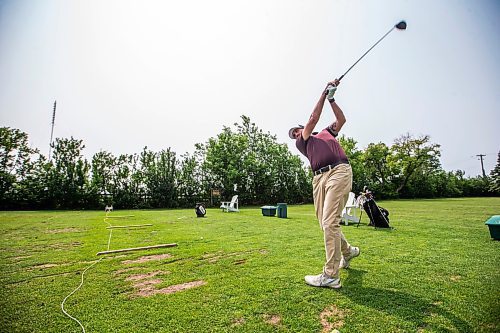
[1,197,499,332]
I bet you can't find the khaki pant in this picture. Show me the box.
[312,163,353,278]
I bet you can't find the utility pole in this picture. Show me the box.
[476,154,486,177]
[48,100,56,161]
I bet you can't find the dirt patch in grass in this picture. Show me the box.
[479,322,497,331]
[133,279,162,289]
[231,317,246,327]
[12,255,32,261]
[114,267,141,275]
[46,228,80,234]
[263,314,281,326]
[28,260,95,271]
[450,275,461,282]
[134,280,206,297]
[320,305,349,332]
[122,253,172,264]
[49,241,82,250]
[202,250,224,261]
[125,270,169,281]
[154,280,206,295]
[28,263,59,270]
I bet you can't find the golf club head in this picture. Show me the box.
[395,21,407,30]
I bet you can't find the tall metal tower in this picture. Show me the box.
[48,100,56,161]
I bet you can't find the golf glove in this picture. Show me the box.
[326,84,337,101]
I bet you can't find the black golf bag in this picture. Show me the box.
[195,203,206,218]
[361,188,390,228]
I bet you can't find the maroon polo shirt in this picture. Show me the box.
[295,125,349,172]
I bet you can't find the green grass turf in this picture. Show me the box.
[0,197,499,332]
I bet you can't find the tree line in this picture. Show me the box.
[1,116,498,210]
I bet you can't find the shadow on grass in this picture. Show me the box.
[340,269,471,332]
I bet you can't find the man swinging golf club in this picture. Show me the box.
[289,79,359,289]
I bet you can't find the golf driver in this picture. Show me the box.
[338,20,407,82]
[325,20,406,99]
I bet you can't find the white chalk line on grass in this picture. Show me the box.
[60,212,113,333]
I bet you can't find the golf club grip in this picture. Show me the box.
[338,74,345,82]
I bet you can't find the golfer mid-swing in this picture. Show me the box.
[289,79,359,289]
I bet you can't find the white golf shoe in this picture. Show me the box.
[304,273,341,289]
[340,246,360,269]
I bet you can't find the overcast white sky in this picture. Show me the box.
[1,0,498,177]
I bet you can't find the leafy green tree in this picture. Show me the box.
[489,151,500,194]
[0,127,42,208]
[404,169,461,198]
[265,141,311,203]
[234,116,311,203]
[460,176,492,196]
[362,142,396,197]
[200,126,246,200]
[177,152,204,206]
[3,124,495,209]
[361,134,442,198]
[110,153,144,208]
[89,151,117,208]
[140,147,177,208]
[46,137,90,209]
[434,171,462,197]
[199,115,311,205]
[451,170,488,197]
[389,133,441,197]
[338,135,366,194]
[235,116,274,203]
[21,155,51,209]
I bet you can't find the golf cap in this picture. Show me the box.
[288,125,304,139]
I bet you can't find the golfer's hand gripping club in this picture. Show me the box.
[325,79,340,101]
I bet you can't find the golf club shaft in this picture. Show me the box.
[338,26,396,82]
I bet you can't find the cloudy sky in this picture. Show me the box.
[1,0,498,176]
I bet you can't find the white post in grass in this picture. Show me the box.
[96,243,178,255]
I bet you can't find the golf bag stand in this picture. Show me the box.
[195,203,206,218]
[359,187,390,228]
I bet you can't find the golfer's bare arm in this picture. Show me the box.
[326,78,345,133]
[328,100,346,133]
[302,90,327,141]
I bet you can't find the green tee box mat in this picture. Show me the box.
[485,215,500,240]
[261,206,277,217]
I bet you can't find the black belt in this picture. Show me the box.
[313,161,349,176]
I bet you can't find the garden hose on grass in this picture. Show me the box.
[60,213,113,333]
